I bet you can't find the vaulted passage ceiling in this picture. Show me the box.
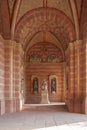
[15,8,75,50]
[0,0,87,51]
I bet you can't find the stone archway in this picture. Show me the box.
[15,7,75,50]
[24,42,65,104]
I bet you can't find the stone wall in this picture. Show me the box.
[66,40,87,114]
[4,40,22,113]
[25,62,65,103]
[0,36,5,115]
[0,35,22,115]
[24,42,65,104]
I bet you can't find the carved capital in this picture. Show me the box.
[0,35,4,43]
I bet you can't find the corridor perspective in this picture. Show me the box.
[0,0,87,129]
[0,104,87,130]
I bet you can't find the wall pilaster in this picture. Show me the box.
[0,35,5,115]
[4,40,14,113]
[74,40,83,113]
[81,40,87,114]
[67,40,87,114]
[66,42,75,112]
[13,42,23,111]
[4,40,22,113]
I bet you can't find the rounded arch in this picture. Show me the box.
[25,41,65,63]
[15,7,76,50]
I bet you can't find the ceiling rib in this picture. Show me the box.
[69,0,80,40]
[11,0,22,40]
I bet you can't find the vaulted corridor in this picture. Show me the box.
[0,0,87,117]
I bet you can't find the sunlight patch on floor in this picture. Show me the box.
[33,121,87,130]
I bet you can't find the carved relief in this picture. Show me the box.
[29,54,42,62]
[48,54,58,63]
[27,42,63,63]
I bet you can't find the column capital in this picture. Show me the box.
[70,43,75,47]
[4,39,22,48]
[14,41,21,47]
[74,40,83,45]
[69,39,87,44]
[0,35,4,43]
[4,40,14,47]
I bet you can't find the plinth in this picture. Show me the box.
[40,89,50,104]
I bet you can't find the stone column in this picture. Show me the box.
[4,40,14,113]
[67,40,87,114]
[0,35,5,115]
[13,42,22,111]
[81,40,87,114]
[63,62,66,101]
[68,42,75,112]
[4,40,23,113]
[74,40,82,113]
[72,40,86,113]
[65,46,69,106]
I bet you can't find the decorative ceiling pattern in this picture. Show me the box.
[47,0,74,22]
[17,0,73,23]
[17,0,43,22]
[7,0,83,24]
[25,31,64,55]
[15,8,75,50]
[1,0,87,49]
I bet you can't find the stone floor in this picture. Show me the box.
[0,104,87,130]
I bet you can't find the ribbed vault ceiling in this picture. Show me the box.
[0,0,87,52]
[15,7,75,50]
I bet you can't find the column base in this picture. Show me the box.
[15,99,22,112]
[67,99,74,112]
[5,99,14,113]
[5,98,22,114]
[0,100,5,115]
[82,97,87,114]
[40,90,50,104]
[67,98,82,113]
[73,98,82,113]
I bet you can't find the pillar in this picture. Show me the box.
[67,42,75,112]
[13,42,23,112]
[4,40,22,113]
[63,62,66,101]
[67,40,87,114]
[74,40,82,113]
[4,40,14,113]
[81,40,87,114]
[0,35,5,115]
